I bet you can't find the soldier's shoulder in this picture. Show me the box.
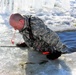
[23,15,31,18]
[23,15,42,21]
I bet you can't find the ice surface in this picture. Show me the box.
[0,12,76,75]
[0,0,76,75]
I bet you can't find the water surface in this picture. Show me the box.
[57,31,76,52]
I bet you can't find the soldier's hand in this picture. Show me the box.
[16,42,28,47]
[46,51,62,60]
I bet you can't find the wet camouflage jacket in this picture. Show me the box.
[19,15,64,52]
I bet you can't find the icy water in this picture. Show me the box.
[57,31,76,52]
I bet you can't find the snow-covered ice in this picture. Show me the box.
[0,0,76,75]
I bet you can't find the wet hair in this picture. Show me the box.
[10,13,24,21]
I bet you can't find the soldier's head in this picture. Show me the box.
[9,13,25,30]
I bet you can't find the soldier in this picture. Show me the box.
[9,13,67,60]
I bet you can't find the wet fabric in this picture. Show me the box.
[19,15,65,53]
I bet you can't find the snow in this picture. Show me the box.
[0,0,76,75]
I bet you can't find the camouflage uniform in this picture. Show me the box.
[19,15,64,53]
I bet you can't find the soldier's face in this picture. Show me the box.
[9,19,24,30]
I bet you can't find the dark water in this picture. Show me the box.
[57,31,76,52]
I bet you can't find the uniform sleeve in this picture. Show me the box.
[20,29,33,47]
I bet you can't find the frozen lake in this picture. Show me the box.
[0,30,76,75]
[0,14,76,75]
